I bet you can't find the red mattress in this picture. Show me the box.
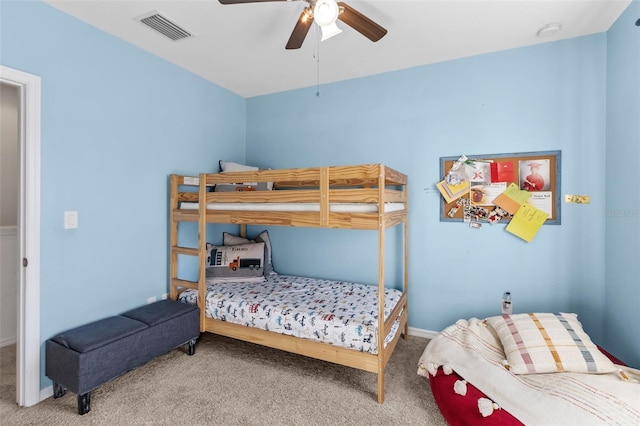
[428,347,626,425]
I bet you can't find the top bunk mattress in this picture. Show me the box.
[179,202,405,213]
[177,274,403,355]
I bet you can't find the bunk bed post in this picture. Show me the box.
[403,182,410,339]
[319,167,329,227]
[377,164,386,404]
[197,173,208,332]
[169,175,179,300]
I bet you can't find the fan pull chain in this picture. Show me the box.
[314,24,321,97]
[316,48,321,97]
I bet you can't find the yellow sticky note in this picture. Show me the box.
[493,183,531,214]
[505,203,548,242]
[504,183,532,204]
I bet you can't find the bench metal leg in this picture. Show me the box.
[188,338,196,356]
[53,382,67,398]
[78,392,91,415]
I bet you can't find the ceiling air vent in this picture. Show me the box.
[136,11,193,41]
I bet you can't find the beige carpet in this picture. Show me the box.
[1,334,446,425]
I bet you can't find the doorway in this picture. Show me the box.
[0,66,41,407]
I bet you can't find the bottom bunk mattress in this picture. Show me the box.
[178,274,403,354]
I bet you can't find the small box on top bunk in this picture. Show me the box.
[45,299,199,415]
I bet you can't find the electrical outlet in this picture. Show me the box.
[161,293,168,300]
[147,296,156,304]
[64,211,78,229]
[501,292,512,315]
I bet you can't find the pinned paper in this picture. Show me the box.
[464,161,492,184]
[445,155,469,185]
[436,180,470,204]
[493,183,531,215]
[470,182,507,206]
[490,161,515,183]
[505,203,548,242]
[527,192,553,218]
[447,197,467,218]
[450,155,468,172]
[488,207,509,224]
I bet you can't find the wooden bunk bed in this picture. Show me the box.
[169,164,409,403]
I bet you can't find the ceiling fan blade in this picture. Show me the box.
[219,0,289,4]
[337,2,387,42]
[285,8,313,50]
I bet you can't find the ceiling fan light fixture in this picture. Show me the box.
[319,22,342,41]
[301,8,313,23]
[313,0,342,41]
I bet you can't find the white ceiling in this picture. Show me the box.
[45,0,630,98]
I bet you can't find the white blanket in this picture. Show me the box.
[418,318,640,425]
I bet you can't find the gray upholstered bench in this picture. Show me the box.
[45,299,199,414]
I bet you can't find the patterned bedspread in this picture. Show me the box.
[178,274,403,354]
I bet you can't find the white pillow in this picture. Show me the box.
[485,313,617,375]
[219,161,258,173]
[223,230,275,275]
[218,161,273,190]
[206,242,266,283]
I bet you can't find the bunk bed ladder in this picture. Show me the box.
[169,175,201,313]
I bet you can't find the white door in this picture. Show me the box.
[0,65,42,407]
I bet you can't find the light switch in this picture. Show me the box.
[64,211,78,229]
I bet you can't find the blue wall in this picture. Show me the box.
[247,35,612,345]
[1,1,246,387]
[604,0,640,368]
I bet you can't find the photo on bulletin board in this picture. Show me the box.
[439,150,561,225]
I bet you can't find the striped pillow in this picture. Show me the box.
[486,313,617,375]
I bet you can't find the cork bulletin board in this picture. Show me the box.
[439,150,561,225]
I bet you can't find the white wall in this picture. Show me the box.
[0,83,19,346]
[0,226,18,346]
[1,83,19,226]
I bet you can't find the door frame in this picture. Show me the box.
[0,65,41,407]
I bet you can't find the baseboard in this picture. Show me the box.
[0,337,16,347]
[40,385,53,402]
[408,327,438,340]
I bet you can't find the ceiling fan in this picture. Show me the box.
[218,0,387,49]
